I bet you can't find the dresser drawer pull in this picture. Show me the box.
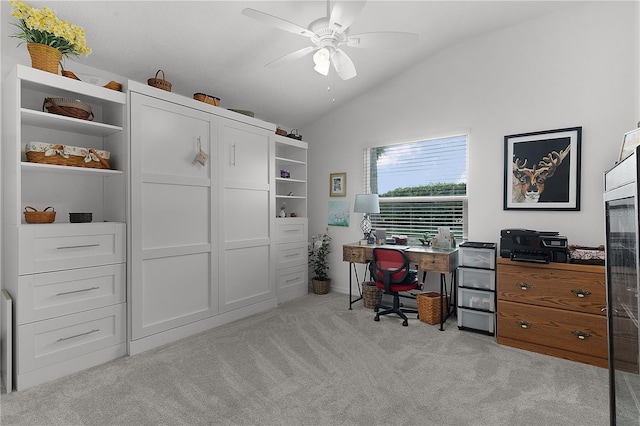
[517,282,532,291]
[284,253,300,258]
[56,286,100,296]
[56,244,100,250]
[56,328,100,343]
[283,229,299,233]
[517,320,532,329]
[285,277,299,283]
[572,331,591,340]
[571,289,591,298]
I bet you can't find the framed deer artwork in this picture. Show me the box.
[504,127,582,211]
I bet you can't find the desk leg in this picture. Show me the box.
[438,270,456,331]
[349,262,364,309]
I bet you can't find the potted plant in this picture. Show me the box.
[9,0,91,74]
[309,233,332,294]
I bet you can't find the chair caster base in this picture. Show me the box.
[374,315,380,321]
[402,320,408,326]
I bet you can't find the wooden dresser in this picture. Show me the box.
[496,258,607,368]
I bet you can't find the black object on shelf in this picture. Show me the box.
[69,212,92,223]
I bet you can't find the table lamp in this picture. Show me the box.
[354,194,380,241]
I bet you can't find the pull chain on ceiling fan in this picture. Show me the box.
[242,0,419,80]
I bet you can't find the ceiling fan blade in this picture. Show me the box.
[332,49,357,80]
[347,32,419,49]
[265,46,316,68]
[329,0,367,32]
[242,8,315,38]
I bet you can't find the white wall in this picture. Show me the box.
[302,1,640,294]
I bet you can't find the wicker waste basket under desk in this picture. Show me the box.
[417,292,449,325]
[362,282,382,309]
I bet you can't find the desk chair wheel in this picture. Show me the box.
[374,314,380,321]
[402,319,408,327]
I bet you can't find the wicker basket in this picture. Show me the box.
[24,206,56,224]
[148,70,172,92]
[362,282,382,309]
[25,142,110,169]
[275,128,288,136]
[194,93,220,106]
[61,70,80,80]
[104,81,123,92]
[312,279,331,295]
[43,97,94,121]
[416,292,449,325]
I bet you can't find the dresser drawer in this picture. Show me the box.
[17,303,126,373]
[497,300,607,359]
[497,263,606,315]
[17,264,126,325]
[277,242,308,269]
[275,218,307,243]
[458,267,495,291]
[18,223,126,274]
[276,264,307,292]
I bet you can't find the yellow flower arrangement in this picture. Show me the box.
[9,0,91,58]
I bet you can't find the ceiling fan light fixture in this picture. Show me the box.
[314,60,330,76]
[313,47,331,66]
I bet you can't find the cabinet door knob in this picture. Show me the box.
[571,289,591,298]
[517,320,531,329]
[517,282,532,291]
[572,331,591,340]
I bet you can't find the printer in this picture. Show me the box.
[500,229,568,263]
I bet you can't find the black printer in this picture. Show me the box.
[499,229,568,263]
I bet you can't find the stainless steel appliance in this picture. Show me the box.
[604,146,640,425]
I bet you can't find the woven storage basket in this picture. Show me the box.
[362,282,382,309]
[148,70,172,92]
[61,70,80,80]
[417,292,449,325]
[24,206,56,224]
[194,93,220,106]
[104,81,123,91]
[312,279,331,295]
[25,142,110,169]
[43,97,94,121]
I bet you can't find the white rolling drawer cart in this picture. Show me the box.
[457,242,497,335]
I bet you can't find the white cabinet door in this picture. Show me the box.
[130,92,217,340]
[218,118,274,313]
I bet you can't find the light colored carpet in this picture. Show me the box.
[0,292,608,425]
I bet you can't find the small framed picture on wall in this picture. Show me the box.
[504,126,581,211]
[330,172,346,197]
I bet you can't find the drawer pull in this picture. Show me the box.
[57,328,100,343]
[517,320,532,329]
[56,286,100,296]
[571,289,591,298]
[285,278,299,283]
[284,229,298,233]
[572,331,591,340]
[284,253,299,258]
[56,244,100,250]
[517,282,532,291]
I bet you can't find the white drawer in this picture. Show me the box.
[458,287,495,312]
[457,307,495,334]
[276,264,307,292]
[17,264,126,324]
[277,241,308,269]
[17,303,126,373]
[458,247,496,269]
[275,217,307,243]
[19,223,126,274]
[458,267,496,291]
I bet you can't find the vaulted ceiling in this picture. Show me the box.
[1,1,576,129]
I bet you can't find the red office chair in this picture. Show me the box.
[370,248,420,326]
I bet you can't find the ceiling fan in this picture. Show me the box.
[242,0,419,80]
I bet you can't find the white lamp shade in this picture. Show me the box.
[354,194,380,214]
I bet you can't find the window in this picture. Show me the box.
[364,134,468,241]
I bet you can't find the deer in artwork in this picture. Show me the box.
[512,145,571,203]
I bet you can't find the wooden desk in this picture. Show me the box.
[342,243,458,330]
